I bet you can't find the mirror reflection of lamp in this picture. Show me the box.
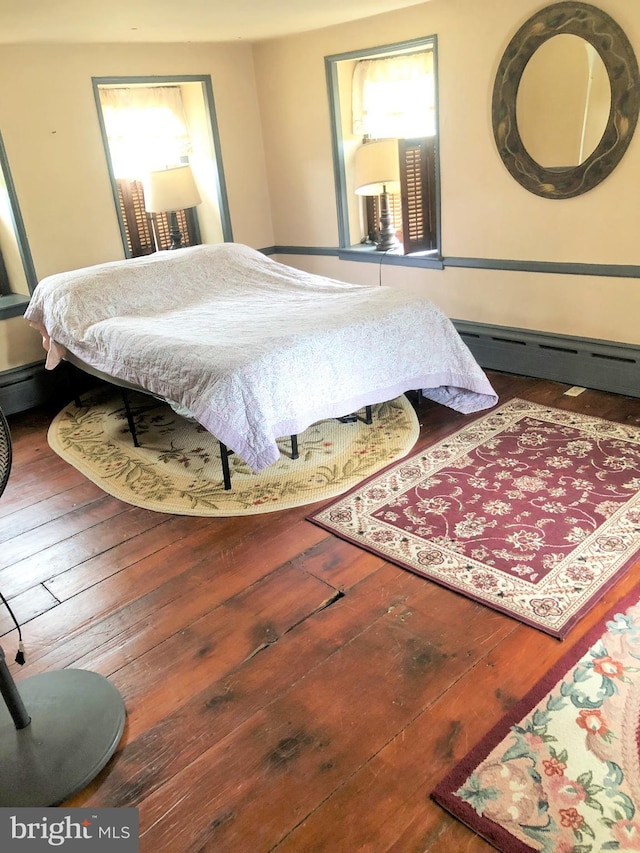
[145,164,202,250]
[354,138,401,252]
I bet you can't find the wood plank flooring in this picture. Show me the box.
[3,370,640,851]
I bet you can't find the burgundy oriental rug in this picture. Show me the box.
[431,582,640,852]
[308,399,640,638]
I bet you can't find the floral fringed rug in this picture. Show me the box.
[308,398,640,638]
[47,390,419,516]
[432,583,640,852]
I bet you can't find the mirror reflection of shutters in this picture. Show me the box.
[399,137,437,253]
[151,209,199,252]
[116,179,200,256]
[116,179,155,257]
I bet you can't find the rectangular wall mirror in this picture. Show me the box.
[93,75,233,258]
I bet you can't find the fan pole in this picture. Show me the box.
[0,646,30,729]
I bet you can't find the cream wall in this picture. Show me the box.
[3,0,640,376]
[254,0,640,345]
[0,40,272,371]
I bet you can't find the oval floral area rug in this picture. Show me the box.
[47,390,420,516]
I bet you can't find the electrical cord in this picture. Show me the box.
[378,247,395,286]
[0,590,25,664]
[0,408,22,664]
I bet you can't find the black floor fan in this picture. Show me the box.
[0,405,126,806]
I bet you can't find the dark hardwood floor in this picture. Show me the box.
[3,370,640,851]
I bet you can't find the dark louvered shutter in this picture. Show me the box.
[399,137,437,253]
[117,178,156,258]
[117,179,200,255]
[151,208,199,251]
[117,179,155,257]
[151,212,172,251]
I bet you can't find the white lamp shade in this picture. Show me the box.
[354,138,401,196]
[145,165,202,213]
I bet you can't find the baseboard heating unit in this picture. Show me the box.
[453,321,640,400]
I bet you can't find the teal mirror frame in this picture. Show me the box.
[492,2,640,198]
[92,74,233,258]
[0,131,37,319]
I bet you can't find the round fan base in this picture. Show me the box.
[0,669,125,806]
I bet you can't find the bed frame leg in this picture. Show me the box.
[120,389,140,448]
[339,405,373,425]
[65,362,83,408]
[290,435,299,459]
[219,442,232,490]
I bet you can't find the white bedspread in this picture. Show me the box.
[25,243,498,471]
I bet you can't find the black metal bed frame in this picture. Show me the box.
[63,357,373,490]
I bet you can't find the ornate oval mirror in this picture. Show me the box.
[492,2,639,198]
[516,34,610,168]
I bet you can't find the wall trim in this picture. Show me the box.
[454,320,640,399]
[261,244,640,279]
[265,245,336,256]
[445,257,640,278]
[0,294,28,321]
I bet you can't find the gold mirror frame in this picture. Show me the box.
[492,2,640,198]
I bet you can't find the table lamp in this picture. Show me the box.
[354,138,401,252]
[145,164,202,250]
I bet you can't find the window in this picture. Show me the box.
[0,132,35,299]
[326,37,440,257]
[93,76,232,258]
[352,52,435,138]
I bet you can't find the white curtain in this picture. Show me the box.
[99,86,192,178]
[352,51,436,139]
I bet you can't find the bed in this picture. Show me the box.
[24,242,498,477]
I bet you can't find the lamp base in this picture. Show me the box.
[0,669,126,807]
[168,210,183,250]
[376,190,401,253]
[375,235,401,252]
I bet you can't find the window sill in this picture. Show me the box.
[0,293,29,321]
[338,244,444,269]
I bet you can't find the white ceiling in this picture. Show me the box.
[0,0,430,44]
